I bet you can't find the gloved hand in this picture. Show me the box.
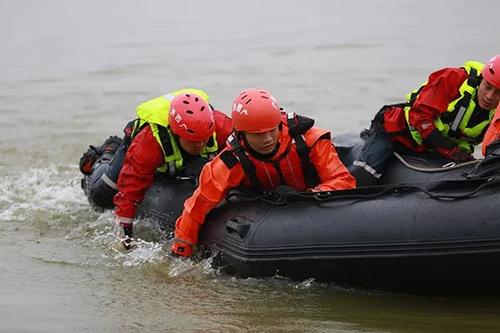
[114,215,134,250]
[445,147,475,162]
[171,240,194,257]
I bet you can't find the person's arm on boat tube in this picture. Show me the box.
[113,127,163,225]
[172,154,245,257]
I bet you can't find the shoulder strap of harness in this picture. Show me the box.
[205,134,217,160]
[127,118,176,167]
[223,134,263,191]
[156,125,175,157]
[286,112,321,188]
[220,113,322,190]
[128,118,148,139]
[119,118,149,152]
[441,67,481,138]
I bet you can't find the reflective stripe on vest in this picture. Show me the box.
[149,123,218,175]
[132,89,218,176]
[404,61,495,153]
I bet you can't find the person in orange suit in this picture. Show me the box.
[171,88,356,257]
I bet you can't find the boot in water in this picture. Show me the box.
[79,136,123,175]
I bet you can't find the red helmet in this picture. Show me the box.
[169,93,215,141]
[231,88,282,133]
[482,55,500,89]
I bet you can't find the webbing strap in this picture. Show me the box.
[286,113,320,188]
[228,135,263,191]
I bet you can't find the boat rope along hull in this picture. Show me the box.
[133,133,500,294]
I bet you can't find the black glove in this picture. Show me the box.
[446,147,475,162]
[122,225,134,250]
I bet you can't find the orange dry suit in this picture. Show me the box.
[173,113,356,248]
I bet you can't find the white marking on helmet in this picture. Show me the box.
[233,103,248,115]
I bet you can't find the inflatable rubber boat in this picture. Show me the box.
[136,134,500,295]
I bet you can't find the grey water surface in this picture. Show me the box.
[1,0,500,332]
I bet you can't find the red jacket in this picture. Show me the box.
[482,106,500,156]
[383,67,469,156]
[174,120,356,245]
[114,110,232,219]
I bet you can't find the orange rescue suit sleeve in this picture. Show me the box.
[174,155,246,245]
[303,130,356,192]
[482,106,500,156]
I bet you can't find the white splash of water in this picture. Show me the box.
[0,165,87,221]
[294,278,316,289]
[114,239,166,267]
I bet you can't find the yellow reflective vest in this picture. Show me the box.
[131,88,218,175]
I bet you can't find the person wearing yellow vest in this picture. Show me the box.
[349,56,500,186]
[79,89,232,237]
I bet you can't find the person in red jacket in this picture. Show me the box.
[113,90,232,233]
[171,88,356,257]
[350,56,500,186]
[79,89,232,240]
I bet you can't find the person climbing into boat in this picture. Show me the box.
[79,88,232,237]
[171,88,356,257]
[350,55,500,186]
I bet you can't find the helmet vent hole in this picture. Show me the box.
[245,98,252,104]
[209,122,214,129]
[241,94,248,100]
[186,129,195,134]
[186,110,194,114]
[200,106,205,111]
[261,96,269,99]
[183,101,190,104]
[186,94,190,97]
[195,97,199,102]
[490,67,495,75]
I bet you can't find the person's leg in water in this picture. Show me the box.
[349,109,395,187]
[80,136,124,210]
